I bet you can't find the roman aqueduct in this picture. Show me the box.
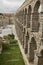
[15,0,43,65]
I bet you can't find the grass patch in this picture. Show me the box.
[0,43,25,65]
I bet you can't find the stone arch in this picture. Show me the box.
[29,37,37,62]
[25,32,29,54]
[24,8,27,25]
[28,5,32,14]
[34,0,40,12]
[27,5,32,28]
[32,0,40,32]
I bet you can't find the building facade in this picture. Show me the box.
[15,0,43,65]
[0,13,14,27]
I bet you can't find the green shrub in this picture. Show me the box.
[4,34,15,40]
[8,33,15,39]
[3,42,9,44]
[2,43,9,50]
[10,39,18,44]
[4,36,11,40]
[3,34,18,44]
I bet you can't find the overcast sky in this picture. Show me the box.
[0,0,25,13]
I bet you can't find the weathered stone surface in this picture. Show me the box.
[15,0,43,65]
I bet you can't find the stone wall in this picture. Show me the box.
[15,0,43,65]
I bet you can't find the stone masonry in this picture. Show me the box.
[15,0,43,65]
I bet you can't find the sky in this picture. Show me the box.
[0,0,25,13]
[0,0,41,13]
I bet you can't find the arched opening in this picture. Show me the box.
[20,10,24,24]
[25,32,29,54]
[29,37,37,62]
[22,9,24,24]
[40,49,43,56]
[27,5,32,28]
[24,8,27,26]
[32,0,40,32]
[20,11,22,23]
[27,32,29,40]
[25,8,27,15]
[22,28,25,48]
[18,11,21,22]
